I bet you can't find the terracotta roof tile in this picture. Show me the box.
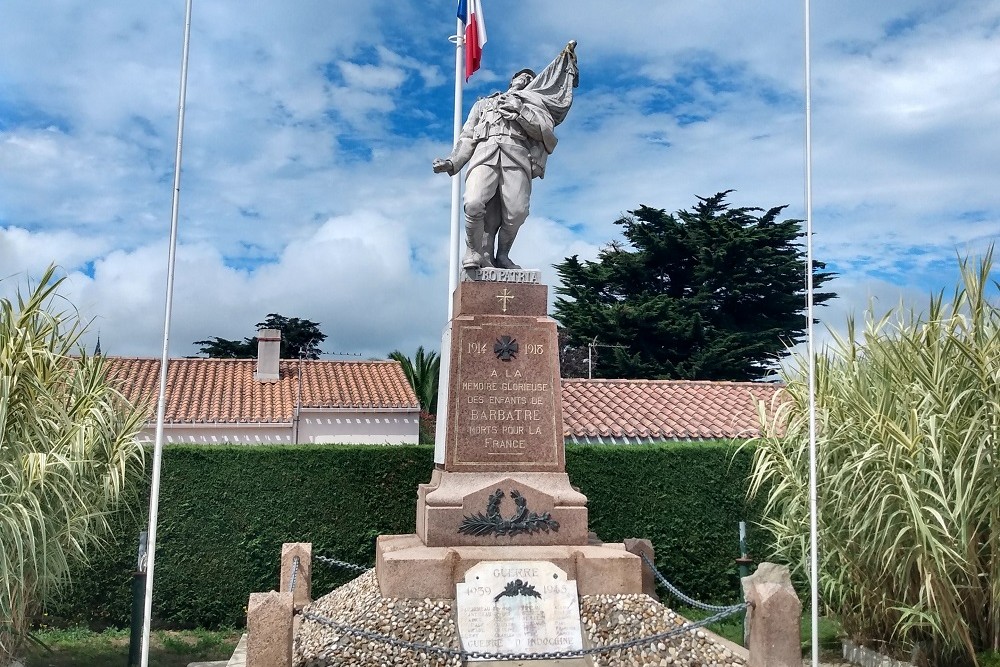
[104,357,419,424]
[560,379,780,441]
[104,356,777,440]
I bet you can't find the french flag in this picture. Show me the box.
[458,0,487,81]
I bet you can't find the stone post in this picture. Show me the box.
[623,538,658,600]
[247,591,293,667]
[741,562,801,667]
[280,543,312,608]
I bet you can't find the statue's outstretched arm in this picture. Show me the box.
[433,100,481,174]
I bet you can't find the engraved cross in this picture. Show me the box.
[496,288,515,313]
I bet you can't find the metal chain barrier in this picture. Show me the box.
[313,554,372,573]
[289,555,300,593]
[639,552,745,613]
[304,551,746,660]
[304,602,747,662]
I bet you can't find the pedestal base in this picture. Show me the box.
[416,468,589,547]
[375,534,644,599]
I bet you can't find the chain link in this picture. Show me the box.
[289,555,300,593]
[313,554,372,573]
[303,603,746,662]
[311,553,741,613]
[639,553,745,613]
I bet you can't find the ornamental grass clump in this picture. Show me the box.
[745,250,999,666]
[0,267,148,663]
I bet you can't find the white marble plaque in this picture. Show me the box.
[455,561,584,660]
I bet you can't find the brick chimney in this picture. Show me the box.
[254,328,281,382]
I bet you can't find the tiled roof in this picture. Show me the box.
[104,357,420,424]
[104,356,778,439]
[561,378,780,442]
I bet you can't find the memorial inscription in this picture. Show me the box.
[460,268,542,284]
[456,561,584,661]
[449,320,561,469]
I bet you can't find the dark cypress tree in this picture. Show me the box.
[194,313,327,359]
[554,191,836,380]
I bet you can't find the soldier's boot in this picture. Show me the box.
[482,228,498,268]
[493,226,522,270]
[462,215,488,269]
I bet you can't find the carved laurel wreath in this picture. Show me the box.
[458,488,560,537]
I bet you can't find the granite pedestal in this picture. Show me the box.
[376,277,642,599]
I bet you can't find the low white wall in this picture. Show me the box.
[297,409,419,445]
[135,409,420,445]
[136,425,292,445]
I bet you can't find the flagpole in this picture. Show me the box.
[804,0,819,664]
[140,0,193,664]
[447,17,464,318]
[434,16,465,466]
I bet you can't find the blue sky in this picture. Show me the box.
[1,1,997,362]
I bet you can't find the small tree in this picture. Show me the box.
[745,249,999,666]
[190,335,254,358]
[388,347,440,415]
[388,347,440,445]
[0,267,148,662]
[194,313,327,359]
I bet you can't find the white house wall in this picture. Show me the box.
[298,410,419,445]
[136,424,292,445]
[135,409,420,445]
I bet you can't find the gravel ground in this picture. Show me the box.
[294,571,753,667]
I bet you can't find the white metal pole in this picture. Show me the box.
[804,0,819,664]
[140,0,193,664]
[447,17,465,318]
[434,17,466,465]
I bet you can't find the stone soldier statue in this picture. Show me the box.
[433,41,579,270]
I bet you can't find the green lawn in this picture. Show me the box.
[21,627,241,667]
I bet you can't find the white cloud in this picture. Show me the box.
[0,0,996,372]
[0,227,108,284]
[337,62,407,90]
[9,207,449,359]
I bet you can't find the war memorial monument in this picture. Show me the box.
[243,39,801,667]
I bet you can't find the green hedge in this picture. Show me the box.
[44,442,767,629]
[567,443,768,601]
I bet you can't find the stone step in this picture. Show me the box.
[187,633,246,667]
[227,634,247,667]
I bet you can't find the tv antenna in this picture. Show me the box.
[586,337,626,379]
